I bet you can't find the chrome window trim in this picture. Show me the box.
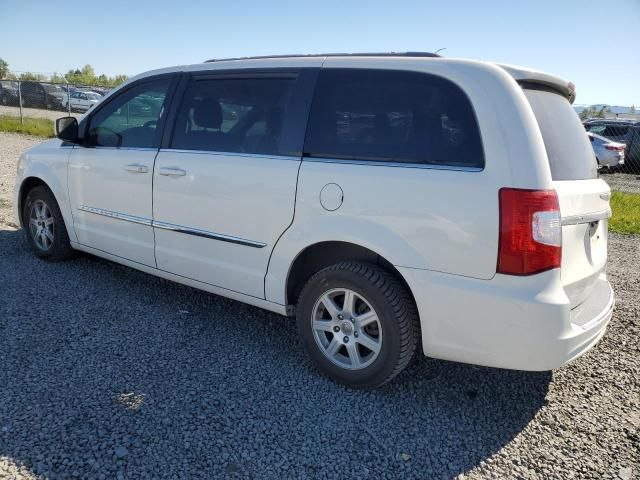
[78,205,152,226]
[91,146,160,152]
[301,157,483,172]
[561,209,612,226]
[78,206,265,248]
[160,148,300,161]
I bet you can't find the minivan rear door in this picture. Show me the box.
[524,88,610,308]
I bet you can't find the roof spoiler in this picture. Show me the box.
[498,64,576,104]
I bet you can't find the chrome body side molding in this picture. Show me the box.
[78,205,265,248]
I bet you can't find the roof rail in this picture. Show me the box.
[204,52,441,63]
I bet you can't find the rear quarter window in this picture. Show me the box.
[524,89,597,180]
[304,69,484,168]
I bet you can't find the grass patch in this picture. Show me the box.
[0,115,54,138]
[610,191,640,234]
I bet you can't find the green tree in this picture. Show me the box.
[0,58,8,78]
[63,65,127,87]
[50,72,66,84]
[19,72,47,81]
[579,106,595,121]
[110,74,128,87]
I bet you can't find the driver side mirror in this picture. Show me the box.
[56,116,79,142]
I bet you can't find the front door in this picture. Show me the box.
[153,71,314,298]
[68,76,174,267]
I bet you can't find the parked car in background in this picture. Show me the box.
[584,119,640,172]
[90,87,111,96]
[0,80,19,106]
[42,84,68,110]
[18,81,65,110]
[62,91,101,112]
[14,53,614,388]
[587,132,625,168]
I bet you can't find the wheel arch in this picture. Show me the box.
[17,172,76,244]
[283,241,418,316]
[18,176,50,227]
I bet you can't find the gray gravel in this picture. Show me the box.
[0,105,81,122]
[0,132,638,479]
[601,171,640,194]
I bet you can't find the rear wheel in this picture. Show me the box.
[22,186,75,261]
[296,262,418,388]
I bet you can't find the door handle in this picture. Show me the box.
[124,163,148,174]
[158,167,187,177]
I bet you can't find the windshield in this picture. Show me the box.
[86,92,101,100]
[524,89,597,181]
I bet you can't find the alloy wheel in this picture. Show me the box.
[311,288,382,370]
[29,200,55,251]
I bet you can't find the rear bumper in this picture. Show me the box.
[598,154,624,167]
[398,267,614,371]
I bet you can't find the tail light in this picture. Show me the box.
[498,188,561,275]
[605,144,625,151]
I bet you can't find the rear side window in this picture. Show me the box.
[304,69,484,168]
[585,124,630,138]
[524,89,597,180]
[171,76,295,156]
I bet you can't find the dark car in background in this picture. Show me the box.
[19,81,66,110]
[0,80,19,106]
[584,119,640,173]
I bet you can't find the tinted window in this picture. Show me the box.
[524,89,597,180]
[171,76,295,155]
[87,78,171,148]
[585,123,630,139]
[304,69,484,168]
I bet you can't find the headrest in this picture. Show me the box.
[193,97,222,129]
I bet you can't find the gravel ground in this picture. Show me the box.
[0,105,81,122]
[0,132,638,479]
[602,171,640,194]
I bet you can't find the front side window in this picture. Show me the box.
[304,69,484,168]
[87,78,171,148]
[171,76,295,155]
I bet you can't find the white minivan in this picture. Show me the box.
[13,53,614,387]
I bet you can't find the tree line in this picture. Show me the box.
[0,58,128,87]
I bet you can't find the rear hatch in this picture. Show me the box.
[523,86,610,309]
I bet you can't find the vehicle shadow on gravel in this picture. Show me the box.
[0,228,551,479]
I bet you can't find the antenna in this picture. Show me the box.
[434,47,447,55]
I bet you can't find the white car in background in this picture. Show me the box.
[62,91,101,112]
[587,132,625,168]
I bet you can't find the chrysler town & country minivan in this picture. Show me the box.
[13,53,614,387]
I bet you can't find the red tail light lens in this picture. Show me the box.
[498,188,561,275]
[605,144,625,151]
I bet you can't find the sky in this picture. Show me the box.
[1,0,638,106]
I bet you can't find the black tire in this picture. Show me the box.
[22,185,75,261]
[296,261,418,388]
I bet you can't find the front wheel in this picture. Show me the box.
[296,262,418,388]
[23,186,75,261]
